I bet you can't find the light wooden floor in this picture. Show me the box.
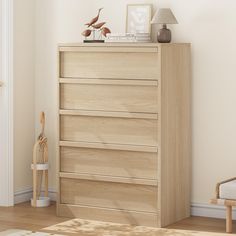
[0,202,235,234]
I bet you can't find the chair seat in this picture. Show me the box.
[220,180,236,200]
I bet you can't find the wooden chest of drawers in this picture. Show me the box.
[57,43,191,227]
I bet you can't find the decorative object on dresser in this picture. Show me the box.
[57,43,191,227]
[151,8,178,43]
[31,112,50,208]
[126,4,152,42]
[82,8,111,43]
[135,32,152,42]
[105,33,151,43]
[105,33,136,43]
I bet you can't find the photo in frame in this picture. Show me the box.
[126,4,152,34]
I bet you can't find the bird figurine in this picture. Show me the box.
[82,8,111,42]
[101,27,111,37]
[92,22,106,29]
[85,8,103,27]
[82,29,92,37]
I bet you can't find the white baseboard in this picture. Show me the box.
[14,188,32,205]
[14,187,56,204]
[191,202,236,220]
[14,190,236,221]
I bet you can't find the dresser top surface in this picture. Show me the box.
[58,42,190,48]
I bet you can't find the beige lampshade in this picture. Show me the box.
[151,8,178,24]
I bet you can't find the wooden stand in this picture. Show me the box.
[31,112,50,207]
[226,205,233,233]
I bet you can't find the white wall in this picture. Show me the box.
[34,0,158,190]
[32,0,236,211]
[14,0,35,192]
[157,0,236,204]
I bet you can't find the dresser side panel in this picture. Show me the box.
[159,44,191,226]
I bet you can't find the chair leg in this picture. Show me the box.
[226,205,232,233]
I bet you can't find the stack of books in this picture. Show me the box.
[105,33,136,43]
[105,33,152,43]
[135,33,152,43]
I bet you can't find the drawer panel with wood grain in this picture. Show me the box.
[60,146,158,179]
[57,203,160,227]
[60,178,158,213]
[60,51,159,80]
[60,114,158,146]
[60,83,158,113]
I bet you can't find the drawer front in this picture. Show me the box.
[57,204,159,227]
[60,178,158,213]
[60,52,159,79]
[60,146,158,179]
[60,115,158,146]
[60,83,158,113]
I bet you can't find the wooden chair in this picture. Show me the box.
[211,177,236,233]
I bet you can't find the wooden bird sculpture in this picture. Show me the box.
[82,8,111,41]
[101,27,111,37]
[82,29,92,37]
[92,22,106,29]
[85,8,103,27]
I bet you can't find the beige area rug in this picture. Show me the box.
[44,219,229,236]
[0,229,64,236]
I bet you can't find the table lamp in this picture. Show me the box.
[151,8,178,43]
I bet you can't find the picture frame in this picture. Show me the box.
[126,4,152,34]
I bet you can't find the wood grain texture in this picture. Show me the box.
[59,44,159,53]
[57,43,191,227]
[60,146,158,179]
[60,51,159,79]
[58,42,190,48]
[60,178,158,213]
[59,141,158,153]
[226,206,233,233]
[0,203,70,232]
[59,78,158,86]
[158,44,191,226]
[0,203,235,233]
[59,110,158,119]
[57,203,159,227]
[59,172,157,186]
[60,115,158,146]
[211,198,236,207]
[56,49,61,211]
[60,83,158,113]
